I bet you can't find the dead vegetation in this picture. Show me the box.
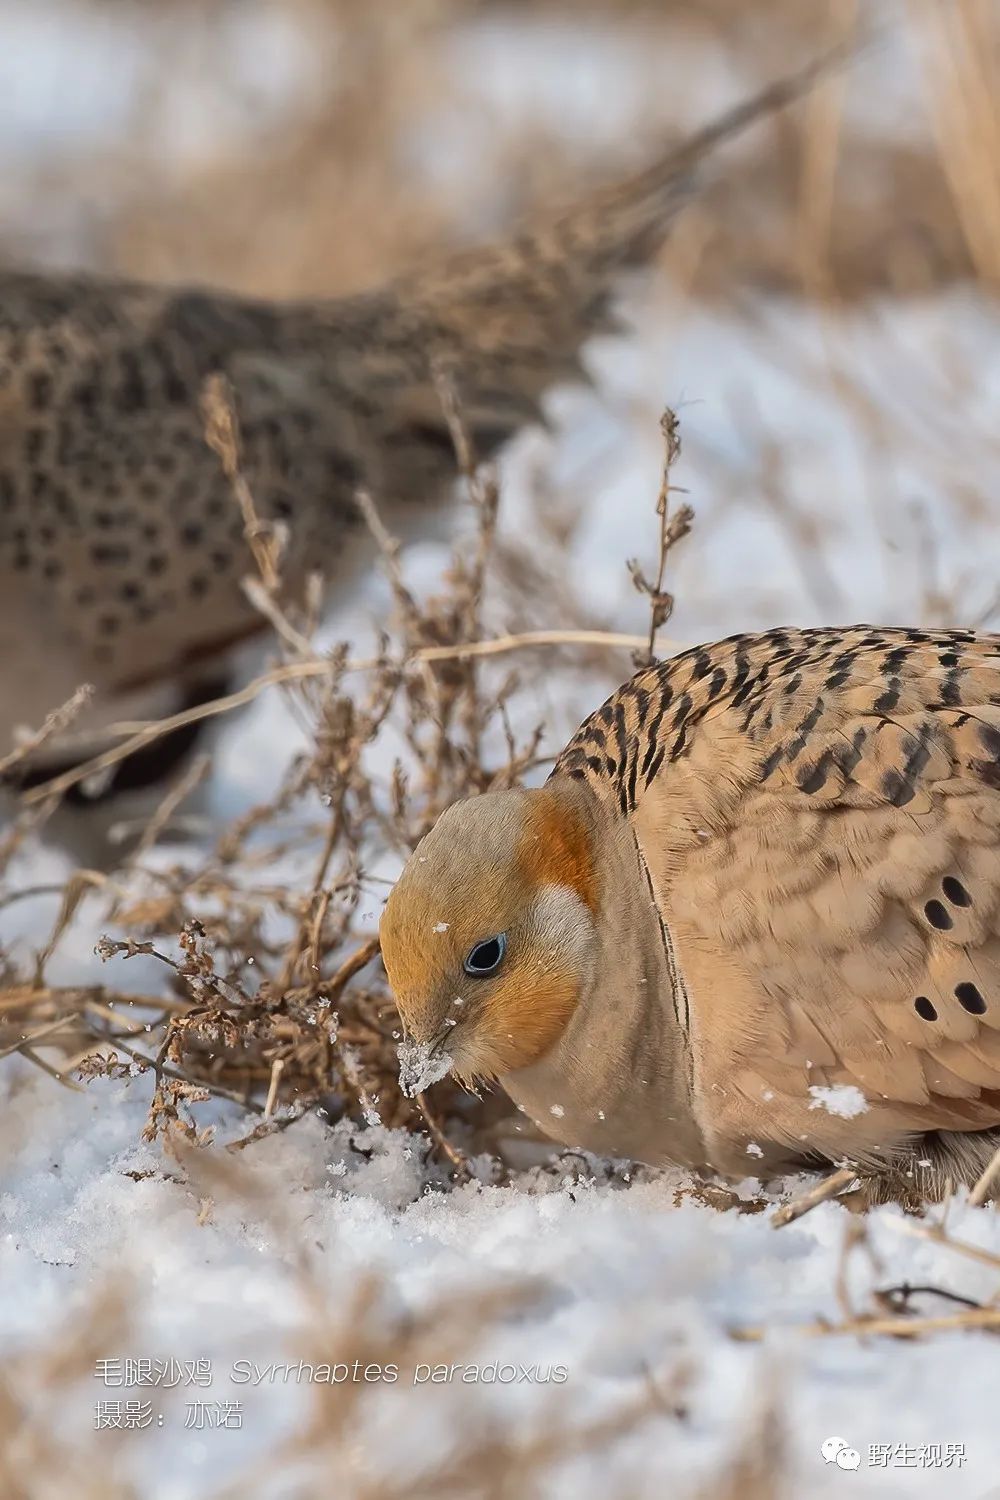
[2,0,999,304]
[0,369,578,1164]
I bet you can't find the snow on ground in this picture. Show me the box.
[2,6,1000,1497]
[3,1066,1000,1498]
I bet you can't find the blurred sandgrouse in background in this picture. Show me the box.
[0,63,827,806]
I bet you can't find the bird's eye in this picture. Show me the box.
[463,933,507,976]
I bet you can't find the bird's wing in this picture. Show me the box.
[561,626,1000,1169]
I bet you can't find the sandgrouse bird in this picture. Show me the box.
[381,626,1000,1198]
[0,64,827,796]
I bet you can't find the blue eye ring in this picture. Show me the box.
[463,933,507,976]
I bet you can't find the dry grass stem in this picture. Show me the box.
[627,409,693,668]
[771,1166,861,1227]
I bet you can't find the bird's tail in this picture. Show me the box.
[331,45,853,476]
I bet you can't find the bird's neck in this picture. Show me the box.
[499,778,706,1168]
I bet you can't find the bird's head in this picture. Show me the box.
[379,783,600,1093]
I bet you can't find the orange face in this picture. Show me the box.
[379,786,599,1087]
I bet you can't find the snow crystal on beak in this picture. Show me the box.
[397,1036,454,1097]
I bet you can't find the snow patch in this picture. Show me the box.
[808,1085,869,1120]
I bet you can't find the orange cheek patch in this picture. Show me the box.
[517,792,598,914]
[478,968,579,1075]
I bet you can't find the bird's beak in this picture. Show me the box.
[396,1017,459,1097]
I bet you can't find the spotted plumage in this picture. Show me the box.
[381,625,1000,1199]
[0,64,827,786]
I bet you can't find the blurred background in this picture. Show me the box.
[2,0,998,649]
[2,0,992,297]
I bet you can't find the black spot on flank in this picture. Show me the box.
[568,767,587,782]
[979,724,1000,759]
[955,982,986,1015]
[914,996,937,1022]
[942,876,972,908]
[924,899,953,931]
